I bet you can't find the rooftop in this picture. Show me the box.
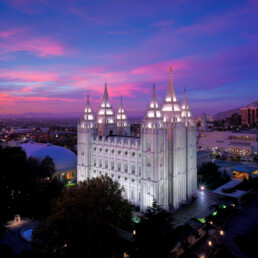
[231,165,258,174]
[213,179,246,198]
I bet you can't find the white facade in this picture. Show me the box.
[77,69,197,211]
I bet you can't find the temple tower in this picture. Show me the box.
[97,82,117,136]
[77,95,96,181]
[116,97,130,135]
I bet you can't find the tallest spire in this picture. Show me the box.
[166,67,177,102]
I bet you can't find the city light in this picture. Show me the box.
[208,241,212,246]
[200,186,205,191]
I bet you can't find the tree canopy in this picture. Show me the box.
[0,146,58,223]
[198,162,230,190]
[132,202,174,257]
[33,175,133,258]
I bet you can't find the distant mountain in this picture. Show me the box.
[213,101,258,121]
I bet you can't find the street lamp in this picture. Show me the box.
[133,230,136,235]
[200,185,205,191]
[208,241,212,246]
[220,230,224,236]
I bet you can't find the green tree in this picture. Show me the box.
[133,202,174,257]
[33,175,132,258]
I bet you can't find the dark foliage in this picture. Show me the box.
[0,146,61,224]
[198,162,230,190]
[33,175,133,258]
[132,202,174,257]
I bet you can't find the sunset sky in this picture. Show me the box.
[0,0,257,117]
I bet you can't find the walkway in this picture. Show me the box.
[172,190,217,226]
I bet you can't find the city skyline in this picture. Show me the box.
[0,0,257,117]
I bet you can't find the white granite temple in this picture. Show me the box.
[77,68,197,211]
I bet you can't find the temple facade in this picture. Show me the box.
[77,68,197,211]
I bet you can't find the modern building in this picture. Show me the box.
[197,151,210,169]
[240,103,258,126]
[77,68,197,211]
[225,113,241,128]
[20,141,77,180]
[198,130,258,158]
[231,164,258,179]
[199,112,208,132]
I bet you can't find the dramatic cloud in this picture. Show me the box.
[0,0,257,116]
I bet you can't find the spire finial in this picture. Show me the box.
[170,66,172,75]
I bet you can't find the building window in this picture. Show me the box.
[124,163,128,172]
[132,164,135,174]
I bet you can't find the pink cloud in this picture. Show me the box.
[0,29,23,38]
[0,37,66,57]
[131,60,188,79]
[0,93,75,103]
[0,69,58,82]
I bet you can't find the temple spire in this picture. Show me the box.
[119,96,123,109]
[181,88,192,120]
[80,95,95,127]
[116,96,129,134]
[86,95,90,110]
[166,67,177,102]
[182,88,188,109]
[150,82,158,107]
[101,81,110,107]
[145,83,163,128]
